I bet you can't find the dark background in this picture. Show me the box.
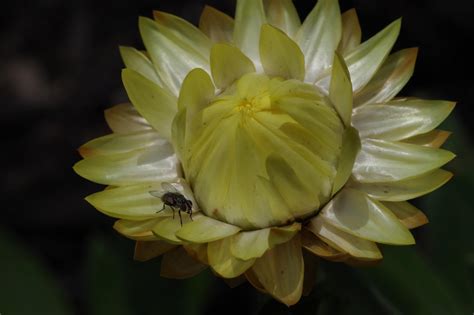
[1,0,473,314]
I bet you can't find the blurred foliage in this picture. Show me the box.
[0,228,74,315]
[1,115,473,314]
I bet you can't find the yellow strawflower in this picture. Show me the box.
[74,0,455,306]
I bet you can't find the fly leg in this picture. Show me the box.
[156,203,166,214]
[178,210,183,226]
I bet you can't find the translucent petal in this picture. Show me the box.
[208,237,255,278]
[354,48,418,106]
[74,145,179,186]
[134,241,177,262]
[349,169,453,201]
[160,247,207,279]
[337,9,361,56]
[176,215,241,243]
[263,0,301,37]
[302,252,318,296]
[332,127,361,194]
[296,0,341,82]
[104,103,151,134]
[260,24,305,80]
[301,229,347,261]
[119,46,162,86]
[329,52,353,126]
[403,129,451,148]
[210,43,255,90]
[223,276,246,288]
[183,243,208,264]
[139,17,210,96]
[114,219,163,241]
[307,216,382,259]
[317,19,401,92]
[171,107,187,161]
[382,201,429,229]
[152,11,211,58]
[353,99,455,141]
[152,215,194,244]
[245,269,267,293]
[234,0,266,68]
[79,130,165,158]
[122,69,177,140]
[353,139,455,183]
[251,235,304,306]
[199,5,234,43]
[319,188,415,245]
[230,223,300,260]
[85,184,172,220]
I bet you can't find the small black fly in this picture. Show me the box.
[150,182,193,226]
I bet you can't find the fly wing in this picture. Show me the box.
[149,190,164,198]
[161,182,179,193]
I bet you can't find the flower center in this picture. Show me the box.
[182,73,344,230]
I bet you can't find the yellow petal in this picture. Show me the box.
[307,216,382,259]
[178,69,215,150]
[74,145,179,186]
[296,0,341,82]
[160,247,207,279]
[337,9,361,56]
[263,0,301,37]
[332,127,361,194]
[210,43,255,90]
[78,130,164,158]
[122,69,177,140]
[382,201,429,229]
[208,237,255,278]
[176,215,241,243]
[114,219,163,241]
[199,5,234,43]
[349,169,453,201]
[352,98,455,141]
[104,103,151,134]
[354,48,418,106]
[119,46,162,86]
[251,235,304,306]
[134,241,177,262]
[329,52,353,126]
[259,24,305,80]
[403,130,451,148]
[353,139,455,183]
[152,215,194,244]
[319,188,415,245]
[139,17,210,95]
[234,0,266,68]
[230,223,300,260]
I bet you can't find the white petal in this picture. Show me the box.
[353,139,455,183]
[352,98,455,141]
[296,0,341,82]
[234,0,266,69]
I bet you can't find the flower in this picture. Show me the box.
[74,0,455,306]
